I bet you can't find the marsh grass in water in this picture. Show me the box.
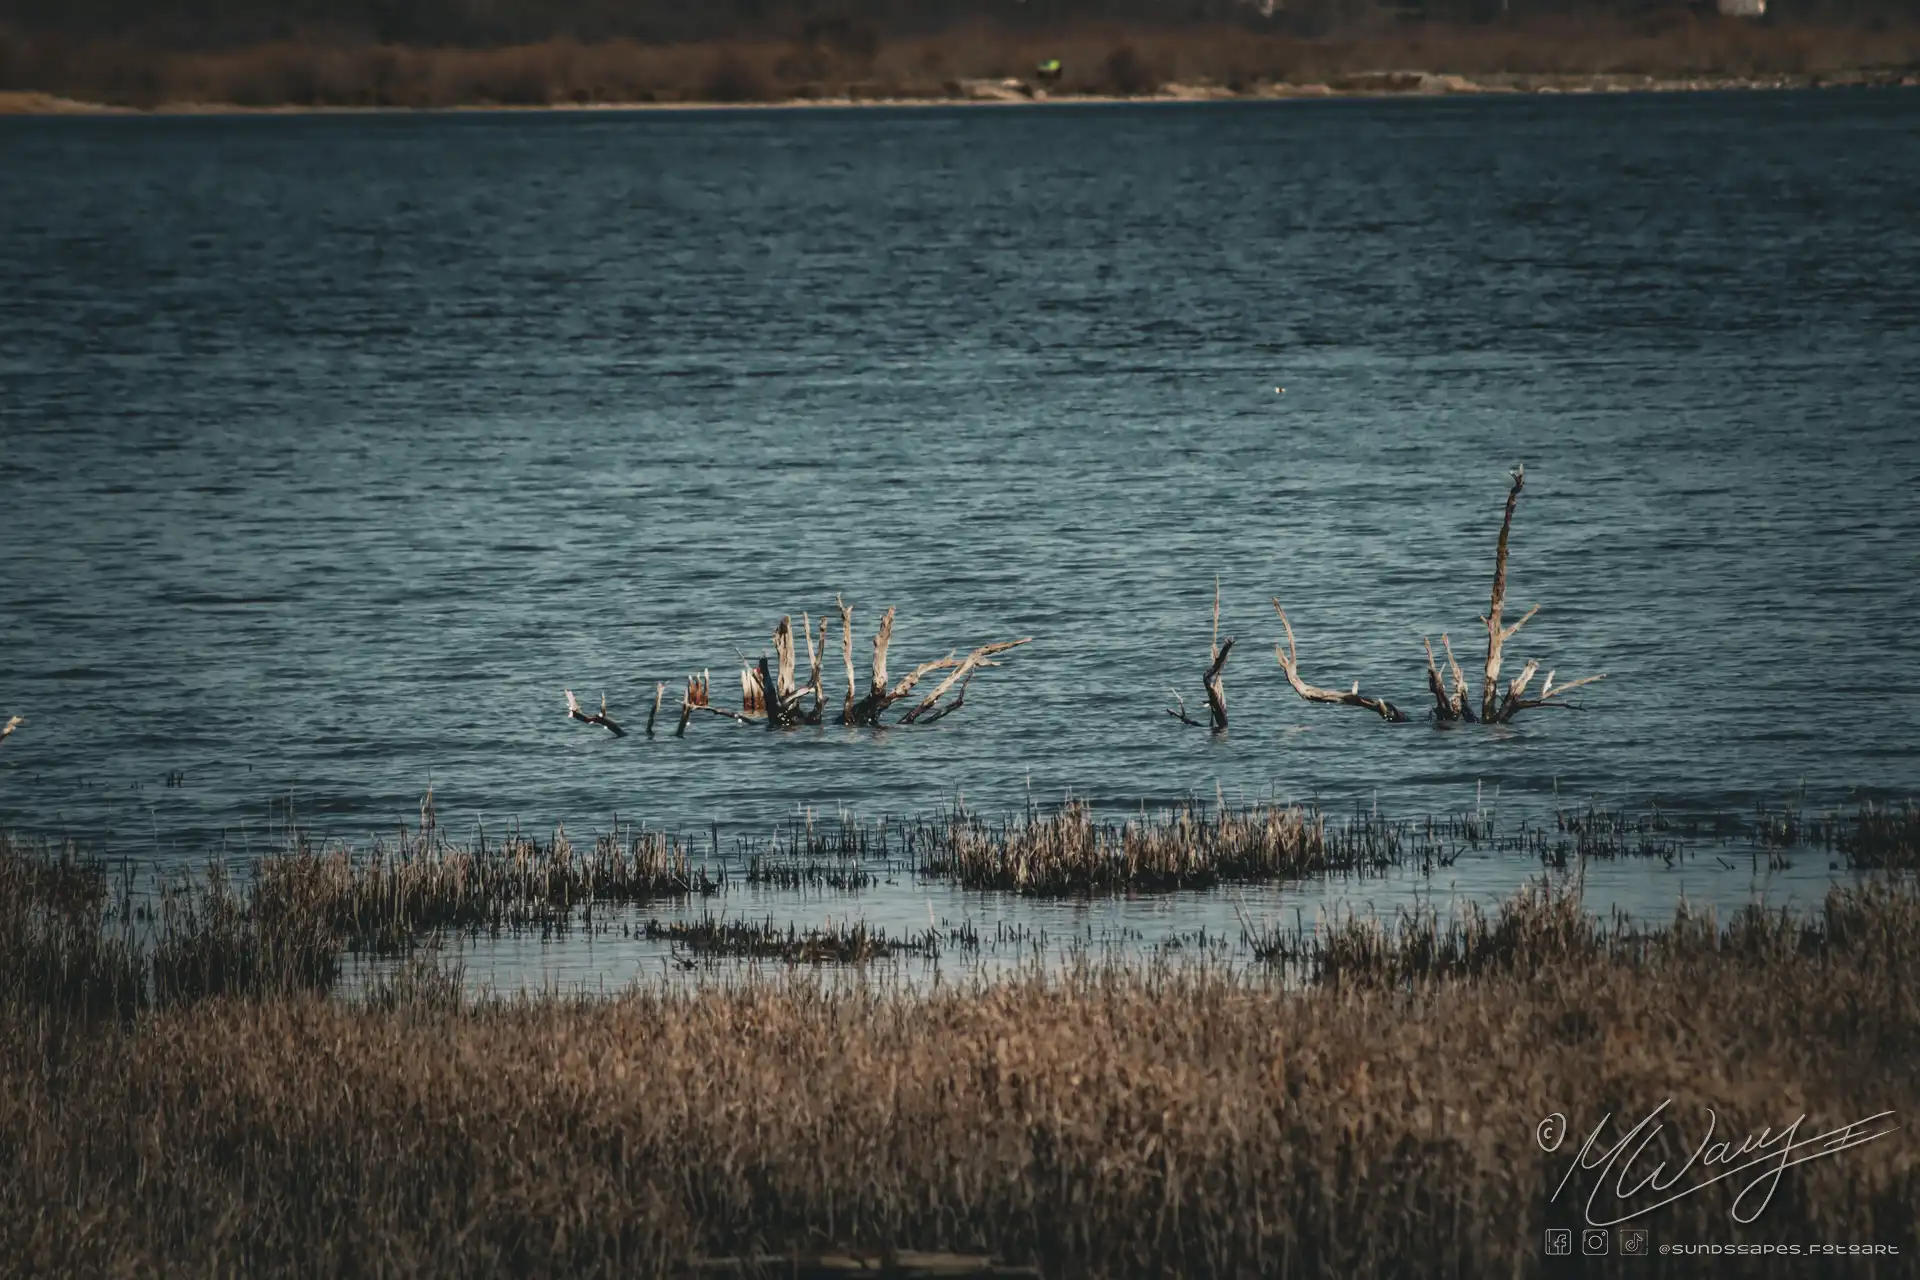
[902,796,1876,894]
[258,819,721,952]
[0,835,340,1018]
[3,838,1916,1276]
[745,857,879,892]
[640,913,977,965]
[1749,799,1920,868]
[4,791,1909,987]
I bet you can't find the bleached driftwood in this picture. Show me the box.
[1426,465,1604,724]
[1477,464,1537,722]
[1422,634,1476,722]
[803,613,828,723]
[703,597,1028,733]
[0,714,21,744]
[563,600,1024,744]
[901,639,1032,724]
[1203,638,1234,730]
[1271,599,1407,722]
[564,690,626,737]
[745,614,822,729]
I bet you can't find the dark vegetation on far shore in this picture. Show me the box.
[1,1,1917,108]
[5,830,1918,1276]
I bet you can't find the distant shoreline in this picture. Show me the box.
[4,70,1916,117]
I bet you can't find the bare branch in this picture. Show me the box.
[675,672,710,737]
[1271,600,1407,722]
[802,612,825,724]
[1204,635,1234,730]
[646,683,664,738]
[1210,576,1222,664]
[869,606,895,698]
[902,639,1032,723]
[1442,633,1473,721]
[912,667,982,724]
[1495,658,1539,722]
[1420,637,1443,721]
[564,689,626,737]
[1480,463,1525,722]
[837,595,856,725]
[845,651,956,727]
[773,616,796,703]
[1501,672,1607,719]
[757,655,781,729]
[1501,602,1540,646]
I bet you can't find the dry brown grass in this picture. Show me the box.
[4,826,1918,1276]
[919,800,1338,893]
[256,820,720,952]
[0,18,1915,109]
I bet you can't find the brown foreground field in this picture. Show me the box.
[1,16,1917,112]
[3,831,1917,1277]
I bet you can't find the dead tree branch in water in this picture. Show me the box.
[564,690,626,737]
[1203,638,1235,731]
[1271,600,1407,722]
[1478,464,1535,722]
[741,615,808,729]
[1164,689,1203,727]
[1426,464,1604,724]
[694,597,1029,732]
[1169,580,1233,730]
[901,639,1033,724]
[1423,635,1475,722]
[801,611,828,725]
[1205,581,1233,731]
[676,672,722,737]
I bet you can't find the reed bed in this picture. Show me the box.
[0,839,147,1020]
[744,856,879,892]
[258,821,721,952]
[7,790,1902,975]
[0,835,342,1017]
[640,914,976,964]
[905,798,1742,894]
[912,800,1341,894]
[4,854,1916,1276]
[1750,800,1920,868]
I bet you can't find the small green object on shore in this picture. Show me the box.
[1037,58,1063,82]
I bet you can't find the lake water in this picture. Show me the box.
[3,91,1917,983]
